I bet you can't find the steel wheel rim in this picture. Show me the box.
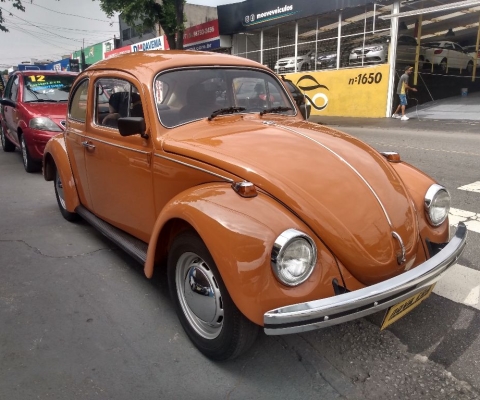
[21,136,28,167]
[55,173,67,209]
[176,252,224,339]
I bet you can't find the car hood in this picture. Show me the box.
[23,102,67,124]
[162,117,420,285]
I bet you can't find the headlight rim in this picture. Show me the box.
[424,183,450,227]
[271,229,317,287]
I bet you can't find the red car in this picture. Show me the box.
[0,70,78,172]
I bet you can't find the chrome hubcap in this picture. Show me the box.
[56,174,66,209]
[176,252,224,339]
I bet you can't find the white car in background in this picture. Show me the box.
[424,41,474,73]
[274,51,312,73]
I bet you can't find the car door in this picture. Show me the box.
[83,73,155,242]
[2,74,20,145]
[454,43,470,69]
[65,77,94,209]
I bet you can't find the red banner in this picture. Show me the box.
[183,20,219,47]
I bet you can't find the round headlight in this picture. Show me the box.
[425,184,450,226]
[271,229,317,286]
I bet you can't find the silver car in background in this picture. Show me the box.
[349,35,425,68]
[274,51,312,73]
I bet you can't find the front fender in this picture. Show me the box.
[43,134,79,213]
[391,161,449,245]
[145,183,343,326]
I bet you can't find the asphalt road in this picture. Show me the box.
[1,119,480,400]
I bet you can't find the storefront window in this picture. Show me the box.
[231,3,392,73]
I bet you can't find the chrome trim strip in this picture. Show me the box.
[274,123,393,227]
[391,231,406,264]
[264,222,467,335]
[154,153,234,183]
[83,135,150,155]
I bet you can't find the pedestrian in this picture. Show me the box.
[392,66,417,121]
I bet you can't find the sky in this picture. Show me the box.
[0,0,240,69]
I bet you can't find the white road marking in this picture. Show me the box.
[449,207,480,234]
[433,264,480,311]
[458,181,480,193]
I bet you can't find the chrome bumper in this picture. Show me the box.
[264,223,467,335]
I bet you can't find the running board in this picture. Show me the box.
[76,206,148,265]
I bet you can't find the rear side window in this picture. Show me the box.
[69,80,89,122]
[4,75,19,102]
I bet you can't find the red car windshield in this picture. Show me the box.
[23,74,76,103]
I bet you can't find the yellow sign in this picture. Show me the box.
[381,284,436,330]
[284,64,390,118]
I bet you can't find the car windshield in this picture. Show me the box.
[23,74,76,102]
[154,68,295,127]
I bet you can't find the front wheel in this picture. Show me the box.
[54,170,78,221]
[20,134,40,173]
[168,231,259,361]
[439,58,448,73]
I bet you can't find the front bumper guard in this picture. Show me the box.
[264,222,467,335]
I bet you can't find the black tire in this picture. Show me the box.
[20,134,40,173]
[439,58,448,73]
[466,61,473,75]
[168,231,259,361]
[1,124,15,152]
[54,169,78,221]
[418,56,424,70]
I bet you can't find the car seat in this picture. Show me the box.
[179,83,217,121]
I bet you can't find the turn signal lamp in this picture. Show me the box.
[380,151,401,163]
[232,181,257,198]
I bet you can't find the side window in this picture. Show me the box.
[69,80,89,122]
[4,75,19,102]
[96,78,143,129]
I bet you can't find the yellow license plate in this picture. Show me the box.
[381,284,436,330]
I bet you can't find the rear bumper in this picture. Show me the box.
[264,223,467,335]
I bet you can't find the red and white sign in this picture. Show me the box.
[183,20,219,48]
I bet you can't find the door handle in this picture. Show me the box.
[81,141,95,150]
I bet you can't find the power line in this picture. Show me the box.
[28,2,118,24]
[11,20,118,34]
[0,6,83,42]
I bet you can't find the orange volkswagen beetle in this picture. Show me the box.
[43,51,467,361]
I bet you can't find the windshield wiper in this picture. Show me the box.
[260,106,292,116]
[208,107,245,121]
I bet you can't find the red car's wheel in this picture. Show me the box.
[168,231,258,361]
[1,124,15,152]
[20,134,40,173]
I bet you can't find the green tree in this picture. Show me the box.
[0,0,25,32]
[100,0,186,50]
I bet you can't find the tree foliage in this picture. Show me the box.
[99,0,186,50]
[0,0,25,33]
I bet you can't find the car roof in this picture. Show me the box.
[88,50,268,78]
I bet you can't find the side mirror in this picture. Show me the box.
[118,117,148,139]
[0,98,16,108]
[299,103,311,120]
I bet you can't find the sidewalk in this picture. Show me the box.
[307,91,480,134]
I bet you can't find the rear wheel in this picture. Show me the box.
[20,134,40,173]
[1,124,15,152]
[168,231,259,361]
[54,170,78,221]
[439,58,448,73]
[466,61,473,75]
